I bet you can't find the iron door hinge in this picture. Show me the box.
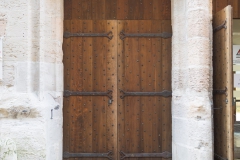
[214,153,228,160]
[119,31,172,40]
[63,151,113,159]
[213,20,227,33]
[120,90,172,99]
[213,87,227,95]
[64,31,113,40]
[64,90,113,99]
[120,151,172,159]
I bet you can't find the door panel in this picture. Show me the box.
[117,20,172,160]
[63,20,172,160]
[63,20,118,160]
[213,5,233,160]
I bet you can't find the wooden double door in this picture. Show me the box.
[63,20,172,160]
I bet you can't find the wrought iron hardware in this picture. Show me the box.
[214,153,228,160]
[213,20,227,33]
[119,31,172,40]
[64,90,113,99]
[119,151,172,159]
[63,151,113,159]
[64,31,113,40]
[213,105,223,110]
[120,90,172,99]
[213,87,227,95]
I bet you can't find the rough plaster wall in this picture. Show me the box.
[171,0,213,159]
[0,0,63,160]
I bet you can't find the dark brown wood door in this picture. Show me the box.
[213,5,233,160]
[63,20,172,160]
[117,20,172,160]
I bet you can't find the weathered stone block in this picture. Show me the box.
[187,9,210,38]
[188,67,211,92]
[0,138,17,160]
[187,0,210,11]
[187,38,211,66]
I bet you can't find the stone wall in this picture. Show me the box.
[0,1,63,159]
[0,0,215,159]
[171,0,213,159]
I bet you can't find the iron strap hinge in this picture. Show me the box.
[213,20,227,33]
[119,31,172,40]
[213,87,227,95]
[214,153,228,160]
[120,90,172,99]
[63,151,113,159]
[64,90,113,99]
[64,31,113,40]
[120,151,172,159]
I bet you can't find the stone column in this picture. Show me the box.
[171,0,213,159]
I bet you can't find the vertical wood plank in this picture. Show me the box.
[92,0,106,19]
[91,20,108,155]
[162,0,171,20]
[213,0,216,17]
[64,0,72,20]
[139,20,153,160]
[105,0,117,20]
[63,20,72,93]
[151,20,162,155]
[117,0,129,19]
[82,20,93,156]
[82,0,92,19]
[117,20,126,158]
[234,0,239,18]
[91,0,97,19]
[161,20,172,154]
[126,20,141,157]
[72,0,81,20]
[128,0,140,19]
[143,0,153,20]
[69,20,84,154]
[239,0,240,18]
[139,0,144,20]
[152,0,162,20]
[106,20,118,159]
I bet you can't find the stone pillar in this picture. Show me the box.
[0,1,63,160]
[171,0,213,159]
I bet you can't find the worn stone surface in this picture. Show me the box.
[171,0,213,159]
[0,0,63,160]
[0,138,17,160]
